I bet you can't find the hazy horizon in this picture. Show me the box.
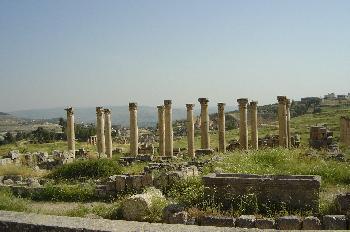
[1,0,349,112]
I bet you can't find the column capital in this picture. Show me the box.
[65,107,74,115]
[129,102,138,110]
[250,101,258,107]
[217,103,225,110]
[96,107,104,116]
[186,104,195,110]
[157,105,164,111]
[198,98,209,105]
[277,96,287,104]
[164,100,172,106]
[104,108,111,115]
[237,98,248,105]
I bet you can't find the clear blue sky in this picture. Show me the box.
[1,0,349,112]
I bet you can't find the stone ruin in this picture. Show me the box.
[203,173,321,213]
[309,125,334,149]
[340,116,350,146]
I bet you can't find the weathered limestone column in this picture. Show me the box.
[237,98,248,150]
[277,96,288,148]
[286,99,291,148]
[157,105,165,156]
[250,101,258,150]
[217,103,226,153]
[65,107,75,156]
[104,109,113,158]
[129,103,138,156]
[198,98,210,149]
[186,104,195,158]
[96,107,105,155]
[164,100,173,157]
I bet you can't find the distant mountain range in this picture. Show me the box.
[8,105,231,127]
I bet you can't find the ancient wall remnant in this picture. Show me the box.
[203,173,321,213]
[340,116,350,146]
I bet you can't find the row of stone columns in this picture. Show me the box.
[96,107,113,158]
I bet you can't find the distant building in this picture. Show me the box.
[337,95,348,100]
[324,93,336,100]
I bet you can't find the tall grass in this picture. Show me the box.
[205,148,350,185]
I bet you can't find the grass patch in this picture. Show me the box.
[0,164,43,177]
[206,148,350,185]
[0,188,29,212]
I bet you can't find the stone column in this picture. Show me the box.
[217,103,226,153]
[286,99,291,148]
[237,98,248,150]
[157,105,165,156]
[186,104,195,158]
[129,103,138,156]
[164,100,173,157]
[65,107,75,156]
[198,98,210,149]
[250,101,258,150]
[277,96,288,148]
[340,116,345,143]
[96,107,105,155]
[104,109,113,158]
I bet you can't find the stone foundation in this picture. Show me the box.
[203,173,321,213]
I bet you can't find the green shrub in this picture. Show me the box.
[167,177,205,208]
[0,188,29,212]
[49,158,122,180]
[31,183,96,202]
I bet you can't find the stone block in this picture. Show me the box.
[141,173,153,187]
[335,193,350,214]
[163,204,185,223]
[276,216,302,230]
[199,215,235,227]
[195,149,214,156]
[323,215,347,230]
[168,211,188,224]
[115,175,126,192]
[132,175,143,191]
[302,216,321,230]
[236,215,256,228]
[256,218,275,229]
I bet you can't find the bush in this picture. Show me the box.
[167,177,205,208]
[49,158,122,180]
[0,188,29,212]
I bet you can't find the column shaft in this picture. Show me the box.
[157,106,165,156]
[198,98,210,149]
[164,100,173,156]
[129,103,138,156]
[250,101,258,150]
[104,109,113,158]
[186,104,195,158]
[65,107,75,156]
[237,98,248,150]
[96,107,105,154]
[277,96,288,148]
[218,103,226,153]
[286,99,291,148]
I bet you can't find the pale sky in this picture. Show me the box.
[1,0,349,112]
